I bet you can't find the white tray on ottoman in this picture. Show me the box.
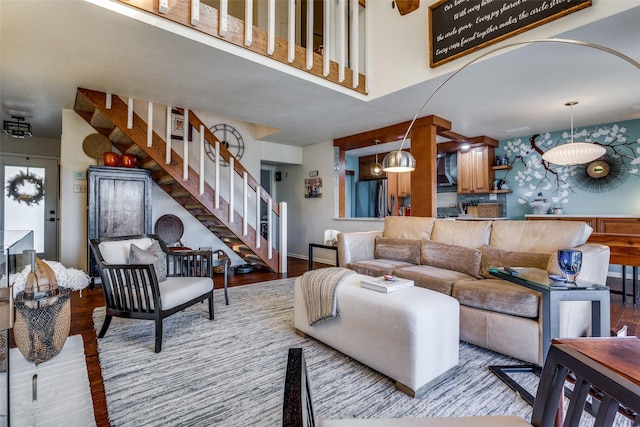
[294,272,460,398]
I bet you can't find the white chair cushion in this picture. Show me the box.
[159,276,213,310]
[98,238,155,264]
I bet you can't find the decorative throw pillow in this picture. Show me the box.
[420,239,482,278]
[480,245,552,279]
[129,240,167,282]
[374,237,421,265]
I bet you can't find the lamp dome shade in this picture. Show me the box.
[541,142,606,165]
[382,151,416,172]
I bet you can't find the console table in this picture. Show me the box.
[308,243,338,270]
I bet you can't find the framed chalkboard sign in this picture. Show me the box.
[429,0,591,68]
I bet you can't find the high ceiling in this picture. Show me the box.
[1,1,639,153]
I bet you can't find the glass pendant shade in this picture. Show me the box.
[382,150,416,172]
[370,162,384,176]
[370,140,384,176]
[541,101,606,165]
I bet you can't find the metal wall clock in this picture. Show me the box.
[205,123,245,166]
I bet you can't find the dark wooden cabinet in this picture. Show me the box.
[87,166,152,279]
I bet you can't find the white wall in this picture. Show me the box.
[366,0,639,99]
[59,110,95,269]
[277,140,383,264]
[0,134,60,158]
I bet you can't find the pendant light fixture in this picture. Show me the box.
[370,140,384,176]
[541,102,606,166]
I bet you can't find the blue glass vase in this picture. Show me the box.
[558,249,582,282]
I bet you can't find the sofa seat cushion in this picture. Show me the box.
[421,240,483,278]
[452,279,539,318]
[394,265,476,296]
[347,259,415,277]
[480,245,551,279]
[374,237,421,265]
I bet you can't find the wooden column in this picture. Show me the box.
[409,124,438,217]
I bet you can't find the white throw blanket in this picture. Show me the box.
[300,267,354,326]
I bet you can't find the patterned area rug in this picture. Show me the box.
[93,279,630,427]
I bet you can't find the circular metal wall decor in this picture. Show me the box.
[204,124,245,166]
[572,152,628,193]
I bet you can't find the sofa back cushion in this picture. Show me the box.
[421,239,483,278]
[374,237,421,265]
[98,237,155,264]
[480,245,552,279]
[383,217,436,240]
[430,220,492,248]
[490,220,592,253]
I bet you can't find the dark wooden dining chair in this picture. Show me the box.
[89,234,214,352]
[283,342,640,426]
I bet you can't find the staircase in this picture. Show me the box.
[74,87,286,273]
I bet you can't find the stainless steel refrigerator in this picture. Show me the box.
[355,179,387,218]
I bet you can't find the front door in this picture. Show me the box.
[1,155,59,260]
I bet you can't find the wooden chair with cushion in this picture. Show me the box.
[282,341,640,426]
[89,234,214,353]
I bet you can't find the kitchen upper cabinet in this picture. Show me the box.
[457,146,494,194]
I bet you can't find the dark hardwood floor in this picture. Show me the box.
[44,259,640,426]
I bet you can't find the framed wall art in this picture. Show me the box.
[171,108,193,141]
[305,178,322,198]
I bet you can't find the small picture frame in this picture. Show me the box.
[305,178,322,198]
[171,109,193,141]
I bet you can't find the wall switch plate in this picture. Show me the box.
[73,184,87,193]
[74,170,86,180]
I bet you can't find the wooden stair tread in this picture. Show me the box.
[90,109,115,130]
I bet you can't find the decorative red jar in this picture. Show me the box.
[102,152,120,167]
[120,154,137,168]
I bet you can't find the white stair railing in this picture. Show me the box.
[147,0,366,91]
[116,94,286,270]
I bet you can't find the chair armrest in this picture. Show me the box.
[337,231,382,266]
[166,250,213,278]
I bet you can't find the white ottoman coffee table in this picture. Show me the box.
[294,272,460,398]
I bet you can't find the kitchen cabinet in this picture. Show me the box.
[87,166,152,280]
[457,146,494,194]
[387,171,411,215]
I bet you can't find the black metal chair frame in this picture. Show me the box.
[89,234,214,353]
[283,343,640,426]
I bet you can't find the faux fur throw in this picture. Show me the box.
[3,260,90,297]
[300,267,355,326]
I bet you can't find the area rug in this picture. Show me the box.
[93,279,630,427]
[1,334,96,426]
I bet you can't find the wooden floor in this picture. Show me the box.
[34,258,640,426]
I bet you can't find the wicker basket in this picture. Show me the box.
[478,203,503,218]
